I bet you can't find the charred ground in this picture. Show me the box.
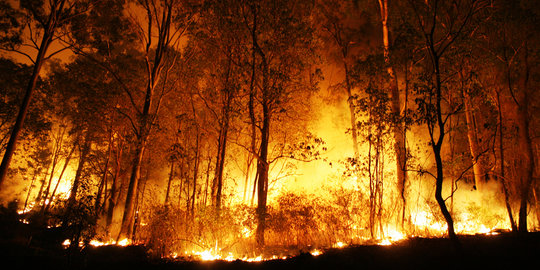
[2,218,538,270]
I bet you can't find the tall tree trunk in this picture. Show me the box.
[377,0,407,229]
[255,106,270,247]
[462,87,485,191]
[203,156,211,206]
[0,0,67,188]
[24,168,41,212]
[66,131,92,211]
[41,126,66,211]
[516,92,533,233]
[118,0,174,240]
[43,143,76,214]
[191,131,200,217]
[496,91,517,232]
[344,63,359,161]
[106,139,123,236]
[213,100,231,211]
[432,57,458,244]
[96,129,113,214]
[118,138,145,240]
[164,161,175,205]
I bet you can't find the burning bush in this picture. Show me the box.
[140,204,257,258]
[267,192,318,247]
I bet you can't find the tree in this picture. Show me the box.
[407,0,487,244]
[116,0,194,241]
[191,1,244,210]
[240,0,319,247]
[376,0,408,229]
[480,0,539,233]
[0,0,92,188]
[315,0,368,165]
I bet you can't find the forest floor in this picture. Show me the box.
[1,230,538,270]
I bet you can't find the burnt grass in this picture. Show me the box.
[1,229,539,270]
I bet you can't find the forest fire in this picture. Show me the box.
[0,0,539,269]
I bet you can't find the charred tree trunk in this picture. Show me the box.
[431,54,458,244]
[250,4,271,246]
[255,106,270,247]
[213,126,227,210]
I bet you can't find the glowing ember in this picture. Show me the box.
[378,239,392,246]
[62,239,71,248]
[117,238,131,246]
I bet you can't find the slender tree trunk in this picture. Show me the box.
[118,138,145,240]
[203,156,211,206]
[178,160,184,207]
[432,55,458,244]
[214,110,230,211]
[463,87,485,191]
[96,130,113,214]
[24,168,41,212]
[165,161,175,205]
[118,0,174,241]
[43,143,76,214]
[368,133,375,238]
[255,108,270,247]
[344,63,359,162]
[191,131,200,217]
[496,91,517,231]
[243,154,253,202]
[41,127,65,211]
[66,131,92,211]
[377,0,407,229]
[106,140,123,236]
[516,95,533,233]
